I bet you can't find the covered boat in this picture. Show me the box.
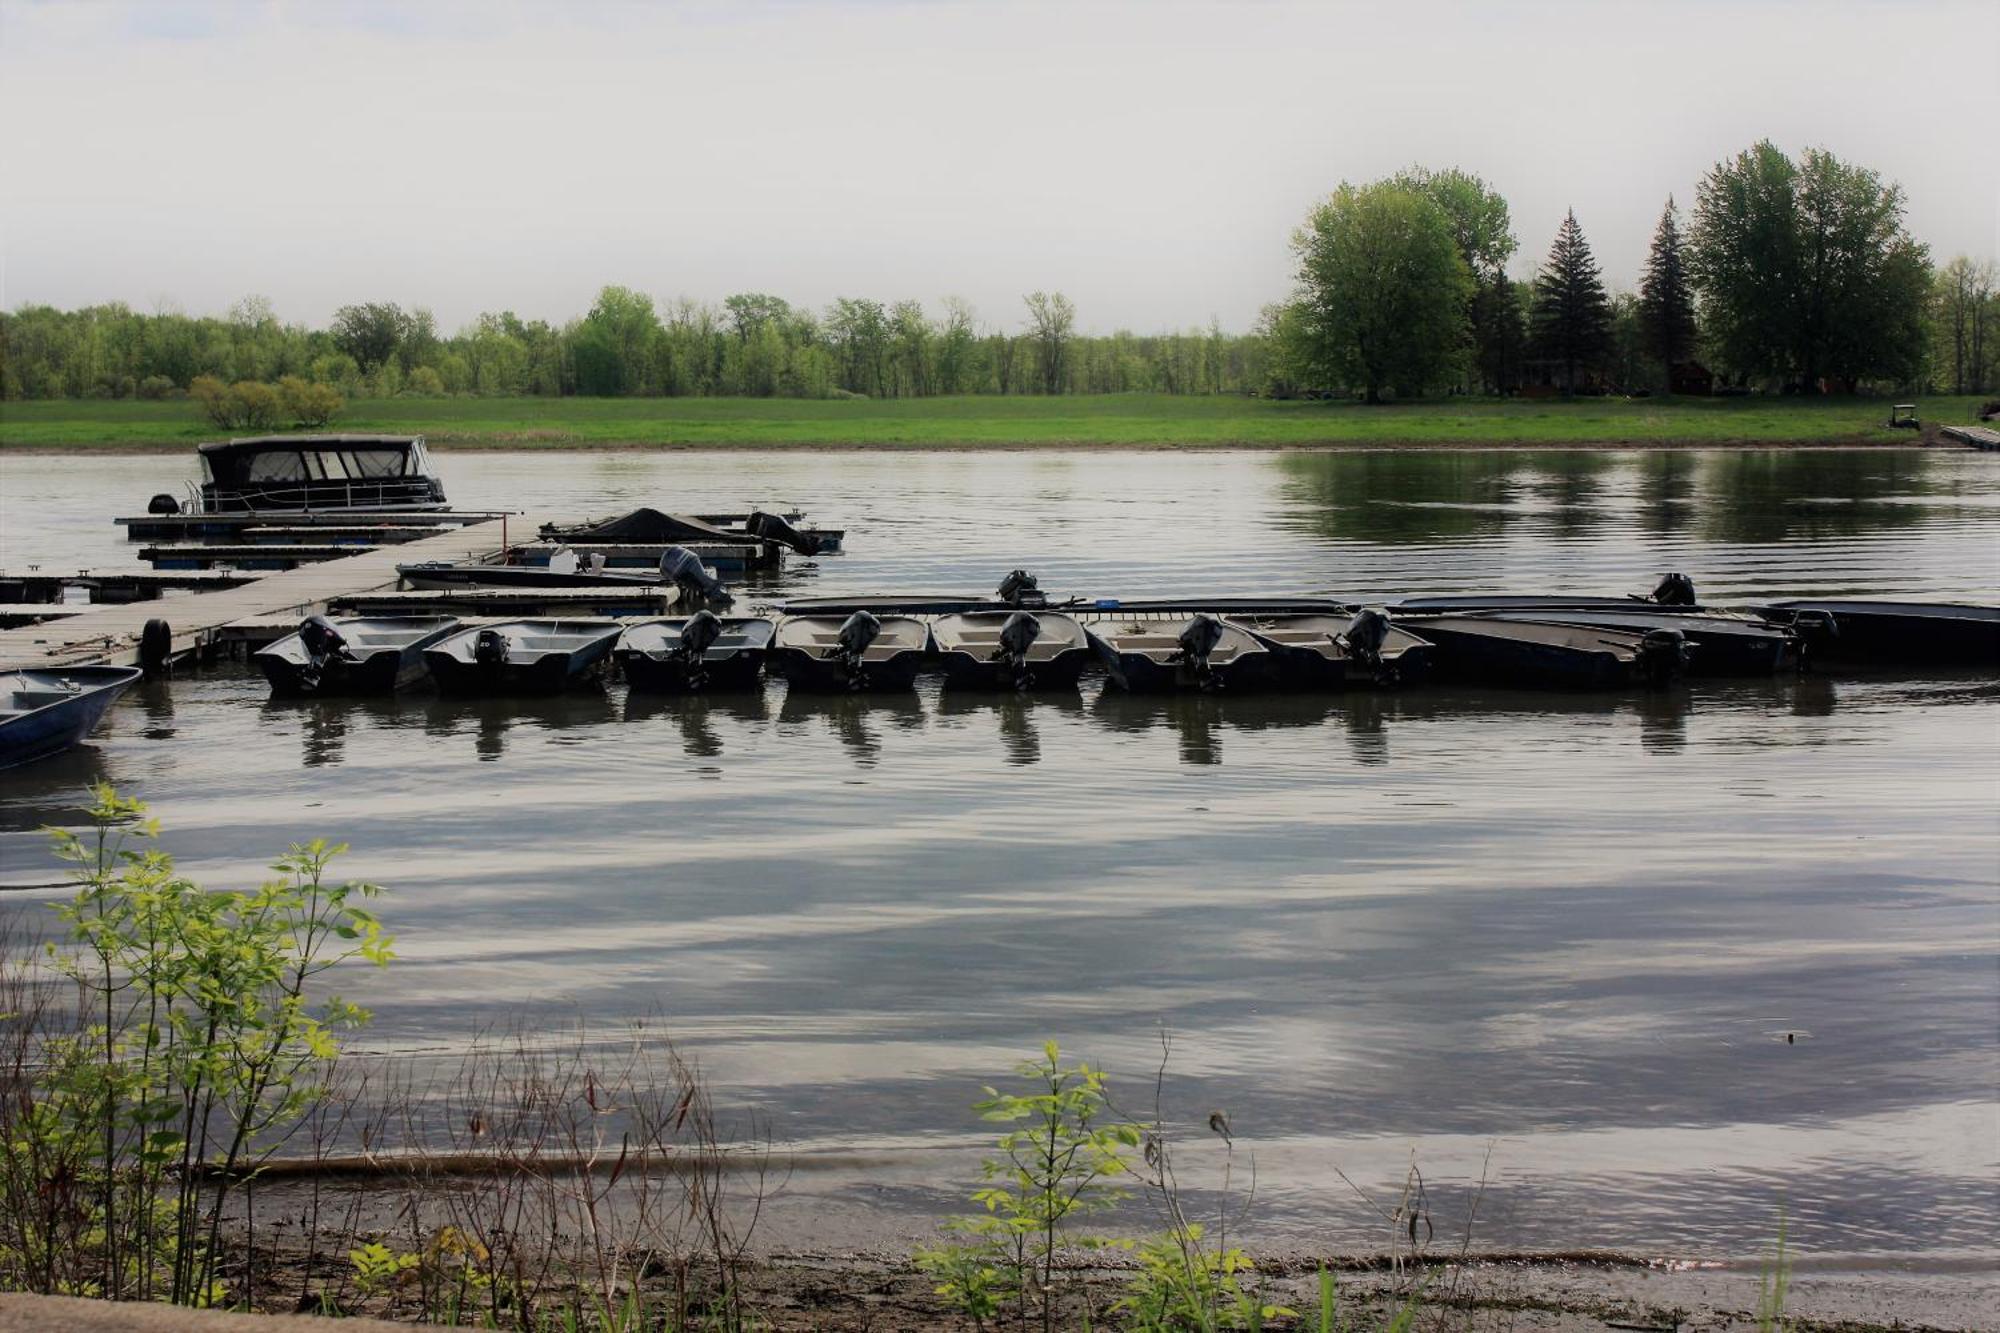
[1399,616,1691,690]
[1086,614,1275,693]
[1478,608,1796,676]
[616,614,774,692]
[181,435,446,513]
[254,615,460,696]
[423,620,622,695]
[1760,600,2000,668]
[0,665,145,769]
[770,612,932,692]
[1227,610,1435,688]
[932,610,1094,690]
[542,506,842,556]
[398,561,663,591]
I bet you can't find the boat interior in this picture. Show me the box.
[1089,618,1262,664]
[933,612,1088,660]
[622,618,774,654]
[777,616,930,660]
[437,622,619,658]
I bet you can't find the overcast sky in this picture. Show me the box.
[3,0,1995,335]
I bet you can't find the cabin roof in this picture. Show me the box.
[197,434,424,456]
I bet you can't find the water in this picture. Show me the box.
[1,447,1996,1266]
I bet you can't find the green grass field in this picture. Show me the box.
[0,393,1985,450]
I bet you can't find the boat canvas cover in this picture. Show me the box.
[548,508,735,543]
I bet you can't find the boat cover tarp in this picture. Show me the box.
[542,508,736,544]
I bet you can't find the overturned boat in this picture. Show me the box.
[1087,614,1275,693]
[1400,616,1691,690]
[423,620,622,695]
[1760,600,2000,668]
[0,665,145,769]
[616,613,774,692]
[1228,609,1435,688]
[932,610,1094,690]
[770,611,932,692]
[254,615,460,696]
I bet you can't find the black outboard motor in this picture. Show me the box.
[675,610,725,688]
[473,628,510,667]
[1650,572,1697,606]
[1636,628,1693,685]
[147,493,181,516]
[989,610,1043,689]
[1335,606,1394,683]
[1169,614,1227,688]
[996,569,1047,609]
[829,609,883,687]
[296,615,352,690]
[659,545,734,609]
[746,510,823,557]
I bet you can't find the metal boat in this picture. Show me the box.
[0,665,145,769]
[1478,609,1797,676]
[1399,615,1691,690]
[616,615,774,692]
[770,612,932,692]
[254,615,460,696]
[1391,574,1708,616]
[1227,611,1435,687]
[423,620,622,695]
[398,561,665,590]
[542,506,842,556]
[931,610,1095,690]
[1086,614,1275,693]
[1761,600,2000,667]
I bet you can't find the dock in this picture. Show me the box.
[1940,424,2000,451]
[0,569,258,603]
[114,510,510,541]
[0,517,536,671]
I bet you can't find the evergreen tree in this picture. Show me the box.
[1528,210,1613,394]
[1637,197,1699,382]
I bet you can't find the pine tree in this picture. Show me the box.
[1638,197,1699,383]
[1528,209,1613,394]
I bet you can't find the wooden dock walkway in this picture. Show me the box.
[1940,424,2000,451]
[0,516,536,671]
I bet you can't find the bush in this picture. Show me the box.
[404,365,446,397]
[278,374,343,427]
[137,375,176,400]
[189,374,233,427]
[231,379,281,429]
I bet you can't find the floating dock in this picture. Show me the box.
[1940,425,2000,451]
[0,517,541,671]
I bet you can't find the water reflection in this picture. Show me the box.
[421,691,619,762]
[623,688,772,758]
[775,690,926,766]
[934,690,1085,766]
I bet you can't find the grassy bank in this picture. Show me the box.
[0,392,1987,450]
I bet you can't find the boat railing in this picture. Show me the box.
[198,477,440,514]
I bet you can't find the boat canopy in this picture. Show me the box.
[197,435,435,487]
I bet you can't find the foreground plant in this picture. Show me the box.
[0,783,391,1305]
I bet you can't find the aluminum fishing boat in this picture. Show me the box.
[253,616,459,696]
[1086,614,1275,693]
[769,612,932,692]
[616,614,775,692]
[0,665,145,769]
[1227,611,1435,688]
[1398,616,1691,690]
[423,620,622,695]
[1760,600,2000,667]
[931,610,1095,690]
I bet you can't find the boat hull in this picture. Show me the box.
[937,645,1094,691]
[0,666,145,770]
[254,618,460,697]
[1763,601,2000,668]
[769,648,927,693]
[621,649,767,692]
[1407,619,1642,690]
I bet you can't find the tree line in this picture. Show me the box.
[2,139,1993,404]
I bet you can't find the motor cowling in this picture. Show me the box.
[996,569,1046,609]
[835,610,882,661]
[990,611,1042,687]
[298,615,350,665]
[1336,607,1391,666]
[678,610,724,661]
[1636,627,1692,684]
[747,510,823,556]
[1169,615,1227,688]
[659,545,734,608]
[1651,573,1696,606]
[473,628,510,666]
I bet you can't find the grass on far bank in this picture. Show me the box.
[0,391,1989,451]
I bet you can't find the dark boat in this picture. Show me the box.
[1086,614,1275,693]
[1760,600,2000,667]
[0,665,145,769]
[1400,616,1691,690]
[932,610,1095,690]
[1391,573,1708,615]
[423,620,622,695]
[1227,610,1436,687]
[541,507,843,556]
[160,435,447,514]
[398,561,664,590]
[779,570,1063,618]
[1479,608,1797,676]
[253,615,460,696]
[770,612,932,692]
[616,614,774,692]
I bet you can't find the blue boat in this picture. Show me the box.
[0,665,146,769]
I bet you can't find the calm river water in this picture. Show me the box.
[1,447,1996,1268]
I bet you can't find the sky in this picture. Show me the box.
[2,0,1996,335]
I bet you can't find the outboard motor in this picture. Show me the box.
[746,510,823,556]
[675,609,724,688]
[1783,608,1837,672]
[989,610,1043,689]
[1650,572,1697,606]
[1335,606,1394,683]
[827,609,883,688]
[1636,627,1693,685]
[296,615,352,690]
[996,569,1047,609]
[1169,614,1227,689]
[659,545,734,609]
[473,628,511,667]
[146,493,181,516]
